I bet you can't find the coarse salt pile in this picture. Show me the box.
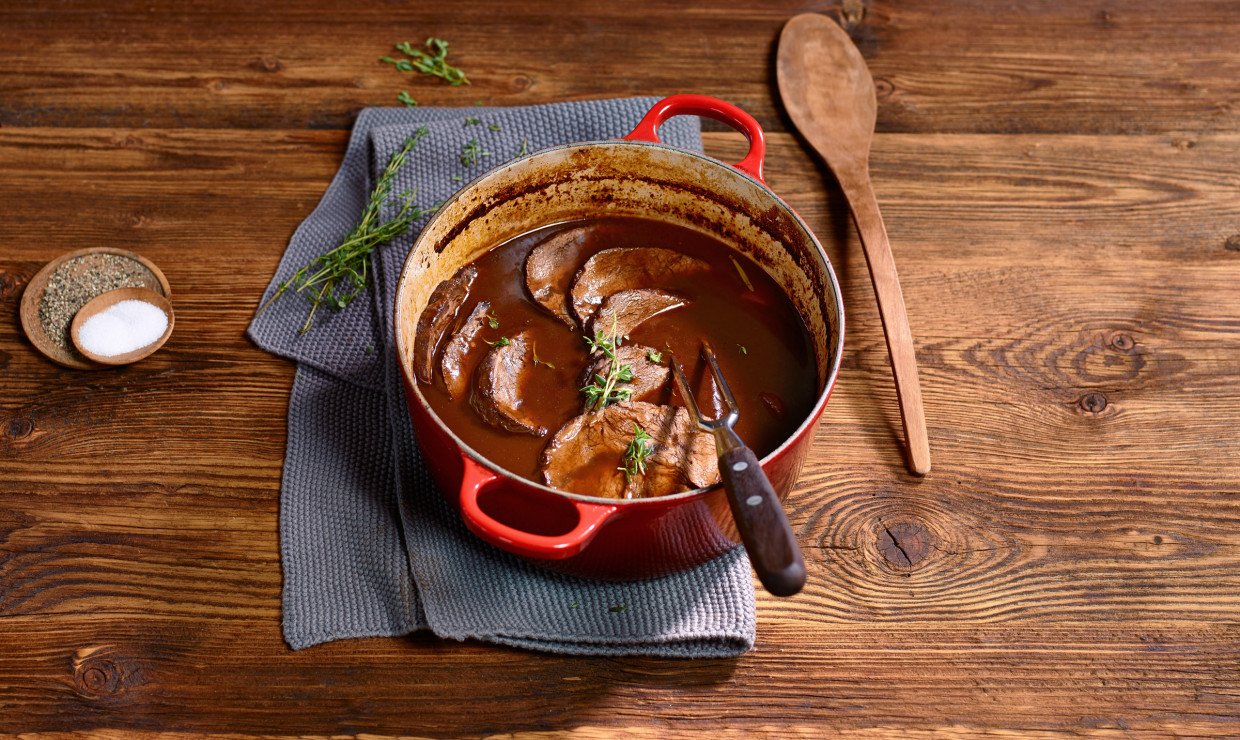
[77,299,169,358]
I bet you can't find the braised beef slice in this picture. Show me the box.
[579,344,670,411]
[524,226,588,327]
[540,402,719,499]
[470,332,548,436]
[569,248,708,326]
[439,300,490,401]
[414,265,478,383]
[590,289,685,339]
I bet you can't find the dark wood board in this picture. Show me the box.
[1,0,1238,736]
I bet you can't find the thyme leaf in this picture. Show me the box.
[396,90,418,107]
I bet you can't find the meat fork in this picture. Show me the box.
[670,344,807,596]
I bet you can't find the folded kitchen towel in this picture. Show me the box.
[248,97,757,657]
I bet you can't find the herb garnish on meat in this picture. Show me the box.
[619,425,654,481]
[581,317,636,410]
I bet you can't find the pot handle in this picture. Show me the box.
[624,94,767,183]
[458,456,619,560]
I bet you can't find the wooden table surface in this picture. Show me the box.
[2,1,1238,736]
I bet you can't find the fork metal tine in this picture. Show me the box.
[699,341,739,416]
[670,357,717,431]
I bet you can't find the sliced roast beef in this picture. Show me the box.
[579,344,670,411]
[524,226,588,327]
[414,265,477,383]
[470,332,548,436]
[439,300,490,400]
[569,248,709,326]
[540,401,719,499]
[590,289,685,339]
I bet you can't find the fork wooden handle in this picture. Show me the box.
[841,169,932,476]
[719,446,807,597]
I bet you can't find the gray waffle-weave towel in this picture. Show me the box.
[248,98,757,657]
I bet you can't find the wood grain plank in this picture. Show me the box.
[0,616,1235,735]
[0,1,1236,133]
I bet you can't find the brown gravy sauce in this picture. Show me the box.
[419,217,820,490]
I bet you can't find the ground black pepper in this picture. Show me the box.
[37,253,160,352]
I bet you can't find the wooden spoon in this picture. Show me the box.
[70,287,175,366]
[777,13,932,475]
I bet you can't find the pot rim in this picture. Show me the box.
[395,137,846,507]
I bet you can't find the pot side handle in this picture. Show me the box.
[624,94,767,183]
[458,456,619,561]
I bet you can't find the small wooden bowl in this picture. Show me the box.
[19,247,172,369]
[70,288,175,366]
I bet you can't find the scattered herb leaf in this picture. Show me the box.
[383,37,469,86]
[485,336,511,348]
[258,129,433,333]
[569,601,579,609]
[451,174,463,183]
[486,312,499,329]
[517,137,529,157]
[608,605,627,613]
[396,90,418,107]
[646,349,663,364]
[619,425,655,481]
[531,341,557,370]
[464,116,482,126]
[460,138,492,166]
[730,255,755,291]
[738,344,748,355]
[488,122,502,132]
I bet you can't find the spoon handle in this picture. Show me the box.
[841,170,932,476]
[718,445,807,597]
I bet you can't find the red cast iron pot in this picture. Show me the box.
[395,94,845,580]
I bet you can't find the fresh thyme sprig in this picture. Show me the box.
[619,425,654,481]
[460,138,491,166]
[396,90,418,107]
[258,128,432,334]
[581,317,636,410]
[381,38,470,86]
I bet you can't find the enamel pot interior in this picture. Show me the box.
[395,139,844,507]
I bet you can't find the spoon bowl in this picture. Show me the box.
[70,287,175,366]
